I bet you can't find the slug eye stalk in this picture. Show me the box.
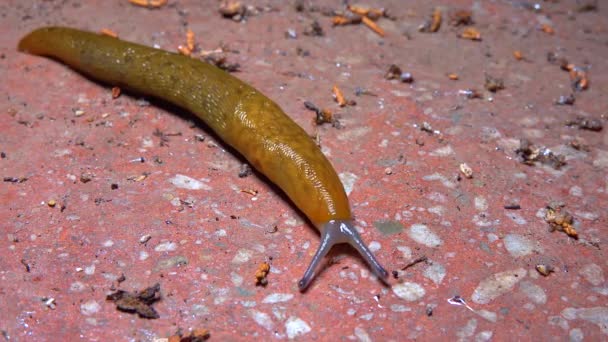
[298,220,388,291]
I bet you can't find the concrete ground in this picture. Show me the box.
[1,0,607,340]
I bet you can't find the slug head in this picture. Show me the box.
[298,219,388,290]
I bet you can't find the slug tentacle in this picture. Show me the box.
[298,220,388,290]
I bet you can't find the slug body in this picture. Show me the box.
[18,27,388,290]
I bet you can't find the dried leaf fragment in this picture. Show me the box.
[106,283,161,319]
[332,13,362,26]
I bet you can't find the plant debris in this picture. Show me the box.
[332,4,389,37]
[304,101,339,127]
[128,0,167,9]
[568,139,590,152]
[255,262,271,286]
[513,50,524,61]
[201,51,241,72]
[100,28,118,38]
[546,52,590,91]
[400,256,428,271]
[449,9,473,26]
[169,328,210,342]
[4,176,28,183]
[106,283,162,319]
[515,139,566,169]
[385,64,414,83]
[331,85,355,107]
[545,202,578,238]
[535,264,555,276]
[219,1,247,21]
[566,117,603,131]
[419,7,442,32]
[459,27,481,41]
[303,20,324,36]
[459,163,473,179]
[484,74,504,92]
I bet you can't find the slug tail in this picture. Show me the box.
[298,220,388,291]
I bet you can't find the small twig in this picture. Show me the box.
[401,255,428,270]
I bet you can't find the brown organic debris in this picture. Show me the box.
[565,117,603,131]
[332,5,388,37]
[361,15,385,36]
[106,283,162,319]
[332,13,362,26]
[545,202,578,239]
[535,264,555,277]
[100,28,118,38]
[450,9,473,26]
[401,256,428,271]
[332,85,346,107]
[128,0,167,8]
[169,328,211,342]
[219,1,246,21]
[513,50,523,61]
[568,139,590,152]
[547,52,590,91]
[385,64,413,83]
[540,24,554,35]
[347,4,386,19]
[459,27,481,40]
[515,139,566,170]
[201,50,241,72]
[419,7,442,32]
[111,86,121,99]
[484,74,504,92]
[255,262,271,286]
[303,20,324,36]
[304,101,337,126]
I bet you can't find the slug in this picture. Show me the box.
[18,27,388,290]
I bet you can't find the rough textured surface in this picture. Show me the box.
[1,0,607,340]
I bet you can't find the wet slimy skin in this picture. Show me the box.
[18,27,388,290]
